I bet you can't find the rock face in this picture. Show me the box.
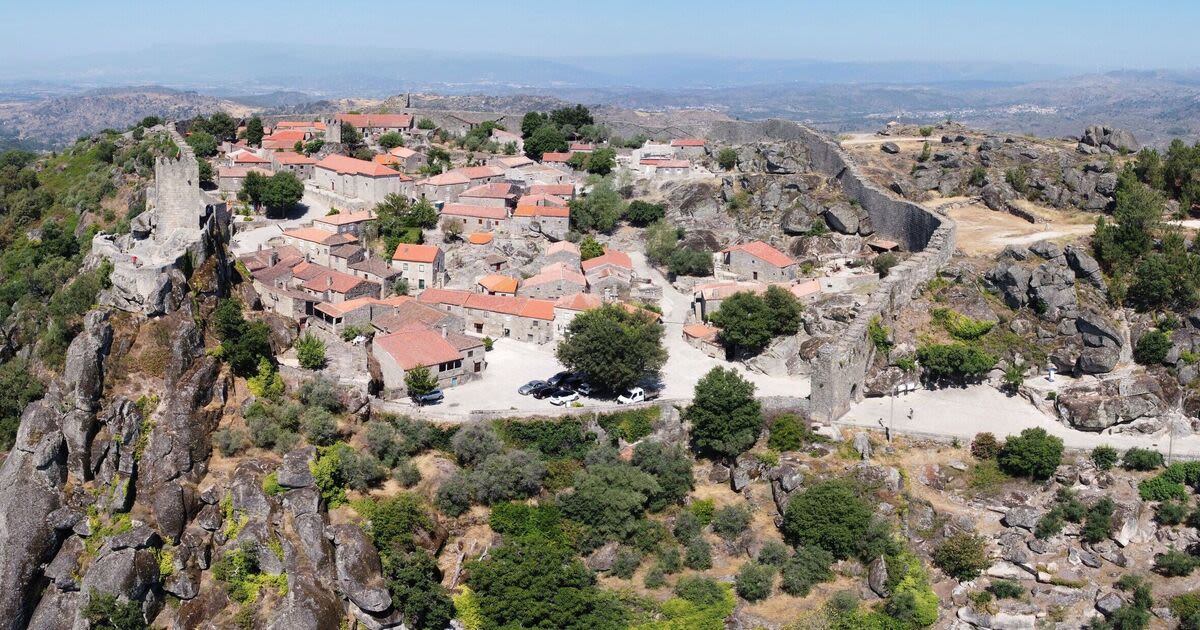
[1080,125,1140,154]
[1056,372,1178,431]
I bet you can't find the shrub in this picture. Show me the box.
[1134,330,1171,365]
[1035,509,1064,540]
[657,546,683,574]
[1155,548,1198,577]
[598,406,659,443]
[971,432,1001,460]
[933,532,989,581]
[780,545,834,597]
[686,367,763,459]
[1170,593,1200,626]
[717,147,738,171]
[997,428,1063,480]
[932,308,995,340]
[393,459,420,488]
[673,511,702,541]
[631,441,694,512]
[757,540,791,567]
[918,126,934,137]
[691,499,716,526]
[1158,500,1190,525]
[872,253,899,278]
[1140,475,1189,502]
[559,463,660,543]
[644,565,666,589]
[868,316,893,353]
[1081,497,1116,544]
[735,562,774,602]
[1005,165,1028,194]
[1092,445,1119,471]
[495,417,594,459]
[987,579,1024,599]
[611,547,642,579]
[782,480,874,560]
[450,422,503,468]
[625,200,666,226]
[767,414,809,451]
[215,427,248,456]
[917,343,997,381]
[1123,447,1164,471]
[684,537,713,570]
[472,450,546,505]
[301,407,339,446]
[82,589,147,630]
[435,472,475,516]
[711,504,751,540]
[295,334,326,369]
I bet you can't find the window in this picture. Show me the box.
[403,263,409,271]
[419,279,426,289]
[419,264,426,273]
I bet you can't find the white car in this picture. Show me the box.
[548,389,580,406]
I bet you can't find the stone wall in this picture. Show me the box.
[707,119,957,421]
[151,127,203,234]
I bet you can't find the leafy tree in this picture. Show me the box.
[551,105,595,131]
[435,472,474,516]
[81,590,147,630]
[625,200,665,226]
[687,367,762,459]
[1092,445,1119,471]
[450,422,503,467]
[382,549,455,630]
[466,535,627,630]
[916,343,996,381]
[197,159,213,187]
[240,170,268,207]
[644,220,681,264]
[763,285,803,334]
[932,532,989,580]
[472,450,546,504]
[555,304,666,393]
[998,428,1063,480]
[524,125,568,160]
[199,112,238,141]
[1156,548,1198,577]
[717,147,738,171]
[215,300,273,378]
[244,116,264,146]
[560,463,660,542]
[584,148,616,175]
[767,414,808,451]
[668,248,713,277]
[579,235,605,261]
[520,112,549,138]
[295,333,326,369]
[735,562,774,601]
[684,537,713,570]
[378,131,404,149]
[631,441,694,512]
[417,118,436,130]
[971,432,1001,460]
[1133,330,1171,365]
[340,122,364,152]
[1093,171,1165,273]
[302,138,324,155]
[708,291,774,354]
[185,130,217,157]
[1123,447,1164,471]
[782,480,874,559]
[780,546,834,597]
[568,178,626,233]
[405,366,438,398]
[711,504,751,540]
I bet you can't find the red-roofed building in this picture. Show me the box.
[690,280,768,321]
[391,243,445,293]
[418,288,556,344]
[335,113,414,136]
[512,203,570,239]
[416,170,471,204]
[641,158,691,177]
[262,129,306,151]
[298,266,381,303]
[528,183,575,199]
[282,227,360,266]
[313,154,407,206]
[582,249,635,299]
[439,203,509,231]
[518,262,588,300]
[670,138,707,156]
[456,165,505,184]
[217,166,272,193]
[313,210,375,237]
[477,274,519,297]
[552,292,603,337]
[387,146,425,172]
[682,322,723,358]
[231,151,271,166]
[517,193,567,208]
[270,151,317,178]
[372,324,486,397]
[544,241,581,267]
[719,241,797,282]
[540,152,572,169]
[569,142,594,153]
[459,182,517,208]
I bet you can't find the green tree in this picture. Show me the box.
[0,359,44,450]
[916,343,996,381]
[555,304,667,393]
[686,367,762,459]
[1093,171,1165,272]
[560,463,660,542]
[579,235,605,260]
[625,200,665,226]
[550,104,594,131]
[644,220,680,265]
[1092,445,1119,471]
[568,178,626,233]
[197,159,213,187]
[524,125,568,160]
[417,118,436,130]
[631,441,694,512]
[261,172,304,218]
[520,112,549,138]
[295,333,326,369]
[998,428,1064,480]
[185,130,217,157]
[668,248,713,277]
[782,480,873,560]
[717,147,738,171]
[763,285,802,335]
[81,590,147,630]
[244,116,264,146]
[199,112,238,141]
[585,148,616,175]
[735,562,774,601]
[1133,330,1171,365]
[405,366,438,398]
[932,532,989,581]
[379,131,405,149]
[708,292,773,354]
[340,122,364,152]
[241,170,268,207]
[767,414,808,451]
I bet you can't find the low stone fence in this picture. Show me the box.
[369,395,809,424]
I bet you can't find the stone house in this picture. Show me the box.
[335,113,414,139]
[270,151,317,179]
[417,288,556,344]
[528,183,575,200]
[477,274,518,297]
[372,324,486,397]
[543,241,581,268]
[370,300,464,335]
[582,250,634,300]
[311,295,408,333]
[294,262,381,303]
[491,128,523,153]
[391,243,445,293]
[512,203,569,240]
[415,171,471,204]
[690,280,767,321]
[670,138,707,157]
[517,262,588,300]
[262,129,306,151]
[388,146,425,172]
[281,227,359,267]
[552,292,602,338]
[647,159,691,178]
[682,323,723,358]
[313,210,375,237]
[718,241,798,283]
[632,143,677,163]
[312,155,406,206]
[458,183,517,208]
[348,255,403,295]
[217,166,272,193]
[540,152,573,172]
[328,243,364,273]
[439,204,509,232]
[229,151,272,169]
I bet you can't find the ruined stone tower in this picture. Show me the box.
[151,129,203,237]
[323,117,341,144]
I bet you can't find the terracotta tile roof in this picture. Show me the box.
[239,245,302,272]
[418,288,555,321]
[553,292,602,312]
[348,257,400,279]
[529,184,575,197]
[456,166,504,181]
[283,227,360,245]
[276,121,326,130]
[391,243,441,263]
[683,323,720,339]
[375,326,462,370]
[315,211,375,226]
[460,182,516,199]
[272,151,316,165]
[523,262,587,288]
[671,138,706,147]
[218,166,272,178]
[371,301,452,333]
[622,303,662,322]
[721,240,795,268]
[233,152,270,164]
[316,154,401,177]
[496,156,534,168]
[422,171,470,186]
[477,274,519,294]
[263,139,301,150]
[546,241,580,256]
[440,204,508,220]
[468,232,494,245]
[315,295,385,317]
[373,154,401,166]
[250,255,307,284]
[787,279,822,298]
[389,146,419,159]
[541,152,571,163]
[328,244,362,259]
[652,159,690,169]
[581,250,633,273]
[569,142,594,152]
[299,266,375,294]
[336,113,413,129]
[265,130,306,143]
[514,204,570,218]
[518,193,567,207]
[693,280,767,300]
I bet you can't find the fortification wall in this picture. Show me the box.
[708,119,957,421]
[152,126,202,234]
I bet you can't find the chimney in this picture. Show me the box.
[269,250,278,266]
[441,324,447,338]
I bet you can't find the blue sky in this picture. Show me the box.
[2,0,1196,70]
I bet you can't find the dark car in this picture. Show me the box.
[519,380,549,395]
[530,384,557,399]
[412,389,444,405]
[547,371,574,387]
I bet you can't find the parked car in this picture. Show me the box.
[412,389,444,405]
[575,382,594,397]
[547,371,574,387]
[548,389,580,406]
[519,380,548,395]
[617,387,660,404]
[530,384,557,399]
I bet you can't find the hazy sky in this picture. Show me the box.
[3,0,1197,70]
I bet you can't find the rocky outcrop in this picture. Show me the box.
[1080,125,1140,154]
[1055,372,1179,431]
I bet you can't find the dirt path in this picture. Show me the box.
[927,197,1095,256]
[839,133,928,146]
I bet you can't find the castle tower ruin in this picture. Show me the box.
[151,127,203,237]
[323,117,341,144]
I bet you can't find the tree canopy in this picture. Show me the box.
[708,287,802,355]
[243,116,264,146]
[782,480,874,559]
[686,367,762,459]
[555,304,666,393]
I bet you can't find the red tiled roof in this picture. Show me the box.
[496,156,534,168]
[652,159,690,169]
[529,184,574,197]
[239,245,302,272]
[693,280,767,300]
[518,193,567,207]
[456,166,504,180]
[373,154,401,166]
[554,292,602,311]
[299,266,374,294]
[375,326,462,370]
[234,152,270,164]
[315,211,375,226]
[468,232,494,245]
[272,151,316,165]
[218,166,272,178]
[440,204,508,220]
[569,142,594,152]
[478,274,519,294]
[422,171,470,186]
[546,241,580,256]
[389,146,419,159]
[315,295,389,317]
[371,300,451,333]
[460,182,515,199]
[683,323,720,339]
[283,227,359,245]
[336,113,413,129]
[265,130,305,143]
[316,154,401,177]
[276,120,326,130]
[721,241,795,268]
[418,288,555,321]
[541,152,571,163]
[581,250,633,273]
[671,138,706,147]
[787,279,822,299]
[514,204,569,218]
[523,262,587,288]
[391,243,441,263]
[263,139,301,150]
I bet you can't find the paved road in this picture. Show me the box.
[839,383,1200,459]
[230,189,332,256]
